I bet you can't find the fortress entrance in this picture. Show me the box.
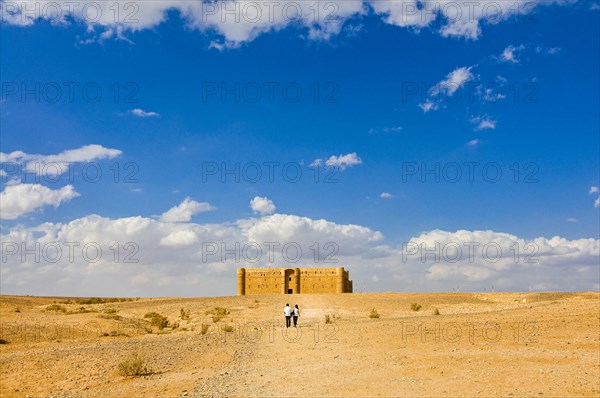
[284,269,295,294]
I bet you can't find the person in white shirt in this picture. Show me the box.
[292,304,299,327]
[284,304,292,328]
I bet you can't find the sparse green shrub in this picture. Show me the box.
[99,313,122,320]
[180,308,190,320]
[103,308,118,314]
[46,304,67,313]
[102,330,128,337]
[117,352,151,376]
[77,298,106,305]
[70,306,99,314]
[369,308,380,318]
[172,321,180,329]
[411,303,422,312]
[325,313,341,323]
[433,308,440,315]
[76,298,132,305]
[217,307,229,315]
[205,307,229,316]
[222,325,234,333]
[144,312,168,330]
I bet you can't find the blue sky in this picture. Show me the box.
[1,0,599,296]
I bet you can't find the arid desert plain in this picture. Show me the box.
[1,292,598,397]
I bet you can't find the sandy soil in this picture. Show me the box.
[1,292,598,397]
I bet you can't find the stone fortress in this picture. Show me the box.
[237,267,353,295]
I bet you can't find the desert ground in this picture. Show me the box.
[0,292,598,397]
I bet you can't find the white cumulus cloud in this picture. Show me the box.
[0,206,598,296]
[370,0,544,40]
[250,196,276,216]
[130,108,159,118]
[0,144,122,178]
[324,152,363,170]
[159,197,215,222]
[419,100,439,113]
[160,230,200,246]
[466,139,480,147]
[0,1,572,45]
[589,186,600,208]
[471,115,497,131]
[243,213,384,256]
[430,66,475,97]
[420,66,475,112]
[500,44,525,63]
[0,183,79,220]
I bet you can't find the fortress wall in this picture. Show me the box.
[243,269,284,295]
[238,267,352,295]
[299,268,340,294]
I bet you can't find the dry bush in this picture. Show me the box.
[222,325,234,333]
[411,303,422,312]
[325,313,341,324]
[433,307,440,315]
[369,308,380,319]
[212,315,223,323]
[99,314,122,320]
[205,307,229,316]
[102,330,128,337]
[0,339,8,344]
[117,352,151,376]
[72,306,97,314]
[144,312,168,329]
[77,298,132,305]
[46,304,66,313]
[201,324,210,335]
[180,308,190,320]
